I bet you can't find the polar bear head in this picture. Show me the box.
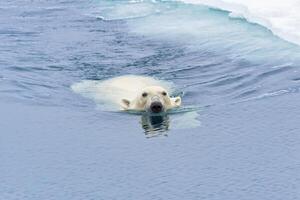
[121,86,181,113]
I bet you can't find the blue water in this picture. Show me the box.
[1,0,300,199]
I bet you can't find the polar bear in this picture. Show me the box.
[121,85,181,113]
[71,75,181,113]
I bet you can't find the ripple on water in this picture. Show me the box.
[1,0,300,112]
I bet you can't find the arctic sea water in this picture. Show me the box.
[0,0,300,199]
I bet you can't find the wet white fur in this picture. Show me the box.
[121,85,181,111]
[71,75,181,111]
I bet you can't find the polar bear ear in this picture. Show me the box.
[121,99,130,109]
[171,96,181,107]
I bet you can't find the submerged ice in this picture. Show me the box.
[120,0,300,46]
[93,0,300,62]
[181,0,300,46]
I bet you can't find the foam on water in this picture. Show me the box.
[88,1,159,20]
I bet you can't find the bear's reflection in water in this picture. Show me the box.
[140,110,201,137]
[140,114,170,137]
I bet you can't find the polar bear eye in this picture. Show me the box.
[162,91,167,96]
[142,92,148,97]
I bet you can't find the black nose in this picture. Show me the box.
[150,102,163,113]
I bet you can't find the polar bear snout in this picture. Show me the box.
[150,101,164,113]
[148,95,164,113]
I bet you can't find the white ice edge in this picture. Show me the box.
[179,0,300,46]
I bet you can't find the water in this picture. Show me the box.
[1,0,300,199]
